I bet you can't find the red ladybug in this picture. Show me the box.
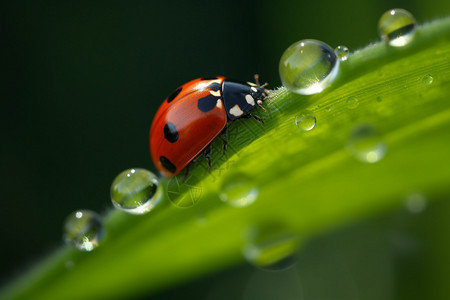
[149,76,269,177]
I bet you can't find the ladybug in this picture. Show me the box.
[149,76,269,178]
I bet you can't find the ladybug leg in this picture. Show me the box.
[204,144,212,171]
[241,113,265,124]
[220,126,227,154]
[256,100,266,112]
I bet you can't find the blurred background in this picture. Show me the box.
[1,0,450,299]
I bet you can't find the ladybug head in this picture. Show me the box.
[249,85,267,100]
[248,74,271,110]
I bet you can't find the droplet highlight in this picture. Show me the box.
[220,173,258,208]
[279,39,339,95]
[422,74,433,85]
[243,225,300,271]
[63,210,103,251]
[334,45,349,61]
[110,168,162,215]
[295,111,316,131]
[378,8,416,47]
[346,96,359,109]
[347,125,386,163]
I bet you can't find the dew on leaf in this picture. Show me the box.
[63,210,103,251]
[279,39,339,95]
[334,45,349,61]
[378,8,416,47]
[242,224,300,271]
[220,173,258,208]
[295,111,316,131]
[347,124,386,163]
[110,168,162,215]
[346,96,359,109]
[422,74,434,85]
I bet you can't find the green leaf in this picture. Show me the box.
[2,17,450,300]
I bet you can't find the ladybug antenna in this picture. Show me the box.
[254,74,271,95]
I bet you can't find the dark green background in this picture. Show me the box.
[1,0,449,298]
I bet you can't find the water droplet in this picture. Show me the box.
[334,45,349,61]
[376,96,383,102]
[63,210,103,251]
[294,111,316,131]
[422,74,433,85]
[405,193,427,214]
[347,125,386,163]
[167,175,202,208]
[378,8,416,47]
[346,96,359,109]
[220,173,258,208]
[243,225,300,271]
[279,39,339,95]
[110,168,162,215]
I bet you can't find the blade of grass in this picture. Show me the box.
[2,17,450,300]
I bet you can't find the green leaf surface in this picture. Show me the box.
[2,17,450,300]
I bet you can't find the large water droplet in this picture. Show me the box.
[294,111,316,131]
[110,168,162,215]
[63,210,103,251]
[220,173,258,208]
[243,225,300,271]
[334,45,349,61]
[347,125,386,163]
[279,39,339,95]
[378,8,416,47]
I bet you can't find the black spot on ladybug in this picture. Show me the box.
[164,122,179,143]
[167,87,182,103]
[207,82,221,92]
[200,76,218,80]
[160,156,176,173]
[198,94,220,112]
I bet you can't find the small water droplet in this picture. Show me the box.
[346,96,359,109]
[376,96,383,102]
[378,8,416,47]
[334,45,349,61]
[220,173,258,208]
[63,210,103,251]
[347,125,386,163]
[279,39,339,95]
[243,225,300,271]
[294,111,316,131]
[422,74,433,85]
[110,168,162,215]
[405,193,427,214]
